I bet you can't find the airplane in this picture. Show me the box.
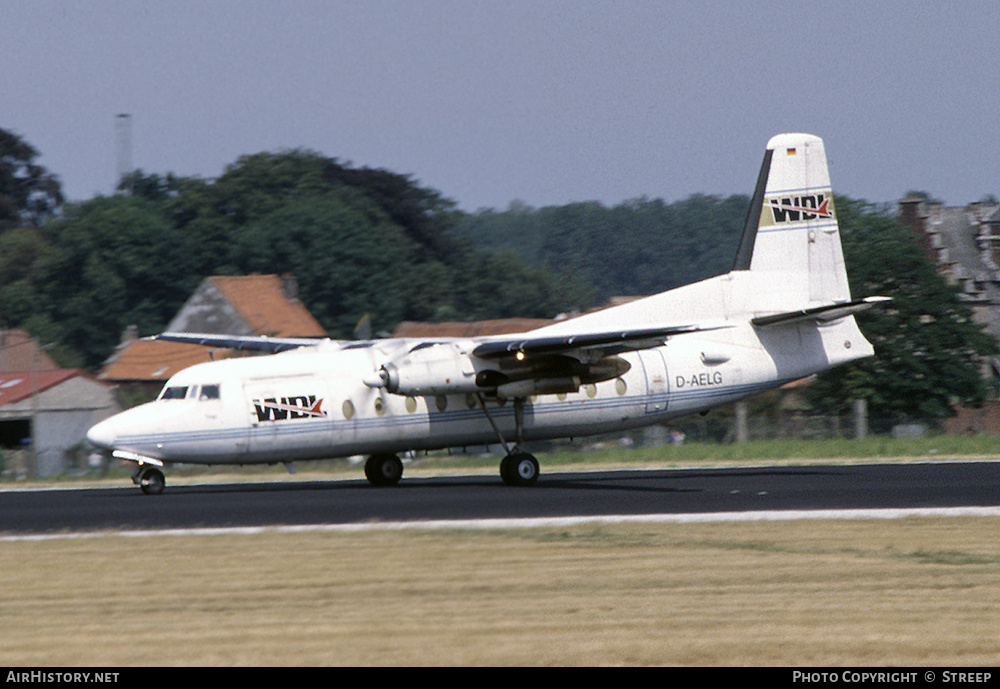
[86,133,889,495]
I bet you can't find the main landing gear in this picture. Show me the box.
[499,450,539,486]
[365,453,404,486]
[359,395,540,488]
[478,393,540,487]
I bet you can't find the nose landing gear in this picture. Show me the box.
[134,466,166,495]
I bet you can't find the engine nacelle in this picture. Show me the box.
[363,344,633,399]
[369,343,482,396]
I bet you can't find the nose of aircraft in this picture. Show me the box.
[86,417,117,451]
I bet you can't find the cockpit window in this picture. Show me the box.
[159,386,189,400]
[200,384,220,400]
[159,384,220,400]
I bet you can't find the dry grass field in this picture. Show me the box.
[2,516,999,666]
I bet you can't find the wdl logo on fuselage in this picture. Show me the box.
[766,194,833,223]
[253,396,326,422]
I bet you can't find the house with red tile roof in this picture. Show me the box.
[164,274,326,338]
[0,368,119,477]
[98,274,327,390]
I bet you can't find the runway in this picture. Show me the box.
[2,461,999,536]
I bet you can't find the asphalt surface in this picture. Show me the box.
[2,462,1000,535]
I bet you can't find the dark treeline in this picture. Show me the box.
[453,194,750,305]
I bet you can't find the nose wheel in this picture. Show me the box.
[134,466,166,495]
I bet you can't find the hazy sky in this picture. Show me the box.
[4,1,999,212]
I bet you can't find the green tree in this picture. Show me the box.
[320,159,461,258]
[807,197,997,427]
[231,190,417,336]
[0,129,66,360]
[0,128,63,230]
[35,196,197,366]
[0,225,51,319]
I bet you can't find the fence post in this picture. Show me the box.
[853,398,868,439]
[735,401,749,443]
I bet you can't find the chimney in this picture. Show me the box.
[282,274,299,301]
[121,324,139,345]
[898,196,936,265]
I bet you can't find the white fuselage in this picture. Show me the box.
[87,311,870,466]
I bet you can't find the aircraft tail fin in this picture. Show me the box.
[733,133,850,305]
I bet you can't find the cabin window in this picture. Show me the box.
[615,378,627,396]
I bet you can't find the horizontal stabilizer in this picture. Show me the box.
[751,297,891,328]
[472,323,731,359]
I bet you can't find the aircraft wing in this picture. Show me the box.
[750,296,891,328]
[154,297,884,361]
[471,323,731,360]
[152,332,329,353]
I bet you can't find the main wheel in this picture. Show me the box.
[139,467,166,495]
[500,451,539,487]
[364,454,403,486]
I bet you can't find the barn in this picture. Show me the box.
[0,369,120,478]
